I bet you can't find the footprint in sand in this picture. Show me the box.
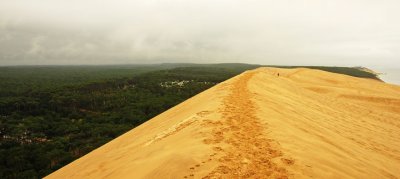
[281,158,295,165]
[201,71,292,178]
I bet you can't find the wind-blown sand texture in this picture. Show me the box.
[46,67,400,179]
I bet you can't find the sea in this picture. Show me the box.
[374,68,400,86]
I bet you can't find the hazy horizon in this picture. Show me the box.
[1,0,400,68]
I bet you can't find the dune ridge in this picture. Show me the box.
[46,67,400,179]
[201,70,292,178]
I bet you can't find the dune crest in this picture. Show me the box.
[46,67,400,179]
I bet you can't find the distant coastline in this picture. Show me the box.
[374,68,400,85]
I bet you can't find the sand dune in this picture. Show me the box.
[46,67,400,179]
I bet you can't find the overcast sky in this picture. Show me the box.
[0,0,399,67]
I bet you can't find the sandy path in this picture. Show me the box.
[198,71,293,178]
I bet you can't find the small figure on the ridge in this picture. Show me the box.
[277,73,280,77]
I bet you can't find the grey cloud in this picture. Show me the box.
[0,0,399,67]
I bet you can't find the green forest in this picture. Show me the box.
[0,64,379,178]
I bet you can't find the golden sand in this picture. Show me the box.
[46,67,400,179]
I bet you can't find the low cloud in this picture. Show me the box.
[0,0,399,67]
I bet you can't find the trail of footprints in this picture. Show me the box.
[184,71,294,178]
[182,111,219,179]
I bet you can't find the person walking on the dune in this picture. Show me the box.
[277,73,280,77]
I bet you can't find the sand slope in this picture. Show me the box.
[46,67,400,179]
